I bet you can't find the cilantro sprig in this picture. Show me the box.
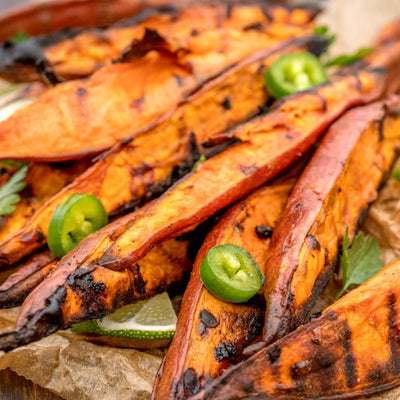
[325,47,375,68]
[0,165,28,216]
[335,228,383,300]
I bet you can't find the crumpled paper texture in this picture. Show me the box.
[0,307,163,399]
[2,0,400,399]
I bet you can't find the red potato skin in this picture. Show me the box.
[191,260,400,400]
[0,2,320,82]
[98,40,400,273]
[0,35,320,269]
[0,16,314,161]
[153,178,295,400]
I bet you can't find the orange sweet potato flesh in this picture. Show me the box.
[97,40,400,273]
[0,160,91,243]
[0,35,319,269]
[0,40,399,352]
[0,226,192,352]
[0,19,314,161]
[191,259,400,400]
[246,96,400,354]
[153,177,295,399]
[18,2,319,82]
[0,251,56,308]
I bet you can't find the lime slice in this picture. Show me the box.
[72,292,177,341]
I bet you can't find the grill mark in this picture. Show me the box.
[342,323,357,388]
[387,291,400,373]
[133,263,146,295]
[255,224,273,239]
[200,309,219,328]
[243,22,264,31]
[377,103,388,141]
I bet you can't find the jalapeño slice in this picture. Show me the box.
[47,193,108,258]
[264,52,328,99]
[200,244,264,303]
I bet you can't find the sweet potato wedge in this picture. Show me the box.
[0,39,399,352]
[153,177,295,399]
[0,21,315,161]
[0,2,320,82]
[191,259,400,400]
[0,160,91,243]
[0,251,56,308]
[238,95,400,356]
[98,40,400,273]
[0,213,192,352]
[0,35,322,269]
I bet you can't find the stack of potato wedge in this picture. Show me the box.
[1,2,400,399]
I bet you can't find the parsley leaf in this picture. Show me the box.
[0,165,28,216]
[335,228,383,300]
[325,47,375,68]
[191,154,206,172]
[11,30,30,44]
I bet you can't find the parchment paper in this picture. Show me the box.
[1,0,400,399]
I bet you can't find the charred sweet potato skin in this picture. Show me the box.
[0,20,314,161]
[98,40,400,273]
[192,260,400,400]
[42,3,318,81]
[153,179,294,399]
[0,2,319,82]
[260,96,400,348]
[0,233,191,352]
[0,251,56,308]
[0,36,318,269]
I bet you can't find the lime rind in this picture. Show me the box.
[71,292,177,341]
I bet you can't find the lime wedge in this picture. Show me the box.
[72,292,177,341]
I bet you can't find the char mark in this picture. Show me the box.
[200,309,219,328]
[387,291,400,373]
[342,323,357,388]
[214,342,239,362]
[255,224,273,239]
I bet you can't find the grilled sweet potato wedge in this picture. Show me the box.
[153,177,295,399]
[97,40,400,273]
[0,35,321,269]
[191,259,400,400]
[0,21,315,161]
[0,216,192,352]
[0,2,319,82]
[0,40,399,352]
[0,160,91,243]
[244,96,400,353]
[0,251,56,308]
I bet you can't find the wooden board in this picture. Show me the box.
[0,369,62,400]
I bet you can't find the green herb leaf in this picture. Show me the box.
[393,167,400,182]
[191,154,206,172]
[325,47,375,68]
[0,160,28,168]
[0,165,28,216]
[335,228,383,300]
[313,25,336,47]
[11,30,30,44]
